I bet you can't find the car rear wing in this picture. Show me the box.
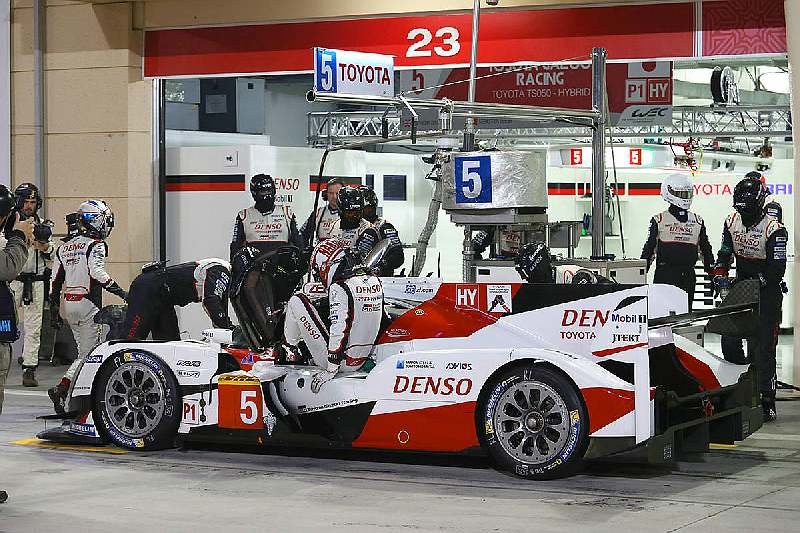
[648,280,760,338]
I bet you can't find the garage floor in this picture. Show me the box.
[1,349,800,533]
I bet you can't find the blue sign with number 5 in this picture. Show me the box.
[454,155,492,204]
[315,48,337,93]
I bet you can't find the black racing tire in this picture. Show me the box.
[91,350,181,450]
[478,364,589,480]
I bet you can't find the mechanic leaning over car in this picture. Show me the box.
[48,199,128,414]
[122,258,233,341]
[640,173,714,311]
[515,242,611,285]
[230,174,303,261]
[0,184,34,507]
[9,183,55,388]
[713,176,787,422]
[300,177,343,246]
[329,186,381,260]
[283,238,383,393]
[359,185,404,276]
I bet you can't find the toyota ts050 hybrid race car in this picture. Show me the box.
[39,246,764,480]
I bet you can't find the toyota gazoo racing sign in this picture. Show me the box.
[607,61,673,127]
[314,47,394,97]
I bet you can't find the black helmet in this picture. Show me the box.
[0,185,15,219]
[250,174,276,214]
[571,269,612,285]
[360,186,379,222]
[733,176,767,224]
[14,182,42,213]
[515,241,554,283]
[337,186,364,230]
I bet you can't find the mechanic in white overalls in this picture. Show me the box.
[515,242,611,285]
[48,200,127,413]
[230,174,302,261]
[329,186,380,260]
[282,239,384,393]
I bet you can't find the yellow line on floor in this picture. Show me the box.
[11,438,128,455]
[709,443,738,449]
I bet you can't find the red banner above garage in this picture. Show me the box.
[144,0,786,78]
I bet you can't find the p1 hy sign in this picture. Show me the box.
[314,47,394,97]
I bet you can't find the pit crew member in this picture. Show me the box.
[515,242,610,284]
[283,239,383,393]
[471,227,523,259]
[122,258,233,341]
[48,200,127,413]
[330,186,380,260]
[300,178,343,246]
[714,176,787,421]
[9,183,54,387]
[640,173,714,311]
[230,174,302,260]
[359,186,404,276]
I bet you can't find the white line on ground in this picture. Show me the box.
[746,432,800,442]
[4,390,48,397]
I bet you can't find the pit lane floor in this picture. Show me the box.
[2,352,800,533]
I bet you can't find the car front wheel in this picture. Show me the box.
[92,350,181,450]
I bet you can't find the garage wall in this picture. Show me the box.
[11,0,152,294]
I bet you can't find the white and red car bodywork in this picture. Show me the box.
[43,278,761,462]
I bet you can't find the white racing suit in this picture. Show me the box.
[50,235,126,382]
[331,218,380,259]
[300,205,340,246]
[230,205,302,260]
[284,275,383,377]
[9,232,53,369]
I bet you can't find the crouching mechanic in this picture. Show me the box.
[122,259,232,340]
[48,200,127,413]
[713,176,787,421]
[515,242,611,284]
[640,173,714,311]
[359,186,404,276]
[283,239,383,393]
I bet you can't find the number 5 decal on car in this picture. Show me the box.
[218,375,265,430]
[454,155,492,204]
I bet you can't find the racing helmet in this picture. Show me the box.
[660,173,693,210]
[77,199,114,239]
[360,186,379,223]
[311,238,360,287]
[250,174,276,214]
[745,170,771,196]
[0,185,15,220]
[337,186,365,230]
[13,182,42,213]
[571,269,613,285]
[733,176,767,224]
[515,241,554,283]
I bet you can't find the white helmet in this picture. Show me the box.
[311,239,359,287]
[77,199,114,239]
[661,173,693,210]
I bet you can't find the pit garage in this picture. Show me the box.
[2,1,800,531]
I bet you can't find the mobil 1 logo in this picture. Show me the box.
[455,155,492,204]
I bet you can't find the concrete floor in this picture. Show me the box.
[1,355,800,532]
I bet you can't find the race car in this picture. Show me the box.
[39,248,763,480]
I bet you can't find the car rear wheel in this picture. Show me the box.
[92,350,181,450]
[479,364,589,480]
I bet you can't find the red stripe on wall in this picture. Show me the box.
[166,182,246,192]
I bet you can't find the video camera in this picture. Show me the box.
[2,210,54,243]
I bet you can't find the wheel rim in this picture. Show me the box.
[493,380,571,465]
[103,362,165,438]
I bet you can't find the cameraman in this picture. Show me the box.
[9,183,53,387]
[0,184,35,430]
